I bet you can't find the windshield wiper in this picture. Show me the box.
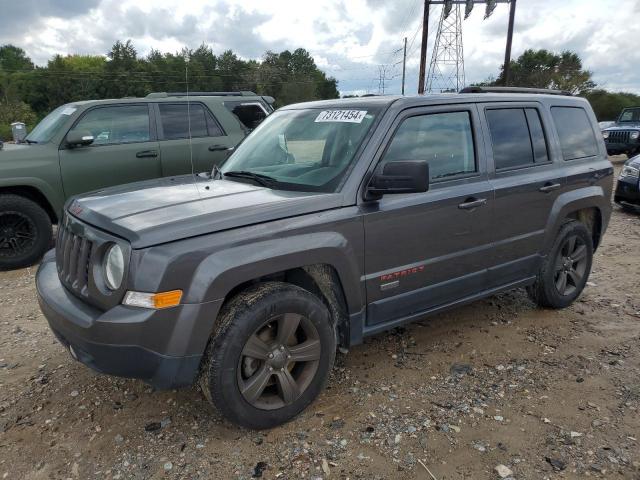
[223,170,278,187]
[23,139,38,144]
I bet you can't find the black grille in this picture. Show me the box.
[607,130,631,144]
[56,219,94,297]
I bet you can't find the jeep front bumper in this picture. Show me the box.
[606,141,639,154]
[36,250,222,389]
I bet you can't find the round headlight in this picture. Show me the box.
[602,131,609,139]
[104,244,125,290]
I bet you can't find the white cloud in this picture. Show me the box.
[0,0,638,94]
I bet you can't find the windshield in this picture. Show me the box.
[221,107,379,192]
[619,108,640,123]
[25,104,77,143]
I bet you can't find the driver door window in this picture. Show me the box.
[381,111,477,180]
[59,104,161,197]
[75,105,151,145]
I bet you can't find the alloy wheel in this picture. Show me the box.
[0,211,36,258]
[237,313,322,410]
[553,234,588,296]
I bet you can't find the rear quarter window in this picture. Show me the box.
[551,107,599,160]
[224,102,268,131]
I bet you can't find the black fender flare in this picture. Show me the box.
[541,186,611,254]
[185,231,364,315]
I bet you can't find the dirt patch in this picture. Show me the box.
[1,158,639,479]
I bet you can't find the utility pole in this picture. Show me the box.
[401,37,407,95]
[417,0,430,94]
[502,0,517,86]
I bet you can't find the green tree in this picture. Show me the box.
[0,45,34,72]
[105,40,146,98]
[0,45,35,103]
[0,100,37,140]
[491,49,596,94]
[258,48,338,106]
[0,40,341,121]
[584,89,640,121]
[217,50,257,91]
[14,55,107,116]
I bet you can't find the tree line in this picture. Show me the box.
[0,40,340,140]
[479,48,640,121]
[1,42,638,141]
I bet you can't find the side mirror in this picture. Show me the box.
[66,130,94,148]
[367,161,429,199]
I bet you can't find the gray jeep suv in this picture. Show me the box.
[36,87,613,429]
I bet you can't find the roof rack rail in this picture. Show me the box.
[146,91,257,98]
[460,86,573,96]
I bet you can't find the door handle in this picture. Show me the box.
[458,198,487,210]
[136,150,158,158]
[539,182,561,193]
[209,144,232,152]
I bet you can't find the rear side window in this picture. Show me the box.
[551,107,598,160]
[486,108,549,170]
[381,111,476,181]
[225,102,268,131]
[158,103,223,140]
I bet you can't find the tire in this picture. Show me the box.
[0,194,52,270]
[527,220,593,309]
[199,282,336,430]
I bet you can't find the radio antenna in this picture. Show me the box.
[185,56,202,200]
[185,59,194,176]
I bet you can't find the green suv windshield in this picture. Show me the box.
[221,107,379,192]
[25,104,76,143]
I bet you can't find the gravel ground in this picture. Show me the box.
[0,158,639,480]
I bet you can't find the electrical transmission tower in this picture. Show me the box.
[426,4,465,93]
[417,1,517,95]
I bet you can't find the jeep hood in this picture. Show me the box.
[606,123,640,131]
[69,175,343,248]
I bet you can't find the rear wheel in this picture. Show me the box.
[0,194,52,270]
[527,220,593,309]
[199,282,336,429]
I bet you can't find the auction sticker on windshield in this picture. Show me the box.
[315,110,368,123]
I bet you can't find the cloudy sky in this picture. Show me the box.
[1,0,639,95]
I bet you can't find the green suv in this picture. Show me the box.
[0,91,274,270]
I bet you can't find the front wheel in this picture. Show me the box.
[527,220,593,309]
[199,282,336,430]
[0,194,52,270]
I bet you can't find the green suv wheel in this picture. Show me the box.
[199,282,336,430]
[0,194,52,270]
